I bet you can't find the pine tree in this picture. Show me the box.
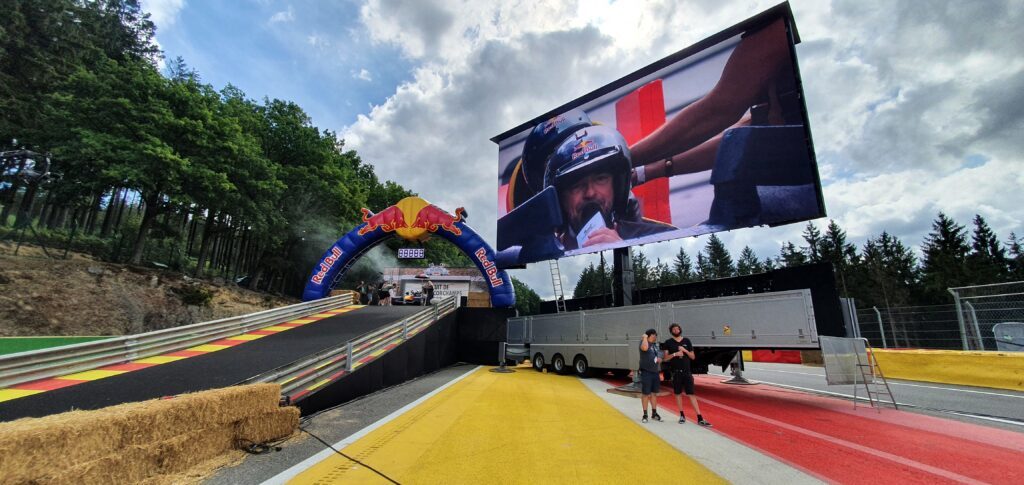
[736,246,761,275]
[819,220,860,296]
[672,247,694,283]
[573,263,597,298]
[653,259,677,286]
[704,234,734,279]
[802,222,823,263]
[862,231,918,346]
[779,241,807,267]
[696,252,713,280]
[920,212,970,303]
[1008,232,1024,279]
[632,250,653,289]
[967,214,1007,283]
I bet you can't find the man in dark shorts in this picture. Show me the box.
[663,323,712,426]
[639,328,662,423]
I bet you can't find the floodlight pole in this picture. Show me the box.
[613,247,634,307]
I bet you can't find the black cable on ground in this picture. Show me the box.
[299,425,400,485]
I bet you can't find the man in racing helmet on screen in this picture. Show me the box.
[545,125,675,250]
[511,109,645,219]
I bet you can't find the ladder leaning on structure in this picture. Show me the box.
[854,338,898,411]
[549,260,567,313]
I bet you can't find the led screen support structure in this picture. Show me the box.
[492,2,824,271]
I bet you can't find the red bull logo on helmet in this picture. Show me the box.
[571,139,596,160]
[358,206,408,236]
[474,247,504,288]
[411,205,465,236]
[542,115,564,134]
[311,246,343,285]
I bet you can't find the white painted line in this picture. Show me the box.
[699,396,988,485]
[704,377,1024,429]
[262,365,483,485]
[581,378,826,485]
[722,366,1024,399]
[881,380,1024,399]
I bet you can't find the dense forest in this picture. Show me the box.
[0,0,473,298]
[575,214,1023,309]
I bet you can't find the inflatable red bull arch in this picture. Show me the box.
[302,196,516,307]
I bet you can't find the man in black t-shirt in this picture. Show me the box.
[663,323,712,426]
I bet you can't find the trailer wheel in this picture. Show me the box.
[573,355,593,378]
[552,354,568,374]
[532,353,546,372]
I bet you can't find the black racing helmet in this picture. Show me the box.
[521,109,592,194]
[544,125,633,218]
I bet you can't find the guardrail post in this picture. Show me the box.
[873,306,887,349]
[402,319,409,340]
[346,341,354,371]
[434,304,439,321]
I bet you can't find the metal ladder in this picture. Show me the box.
[853,338,898,411]
[549,260,567,313]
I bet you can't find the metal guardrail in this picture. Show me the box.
[0,293,354,389]
[242,296,459,397]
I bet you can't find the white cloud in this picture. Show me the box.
[141,0,186,29]
[269,6,295,24]
[355,68,373,81]
[343,0,1024,297]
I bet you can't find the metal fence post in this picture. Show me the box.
[402,319,409,340]
[964,300,984,350]
[345,341,354,371]
[873,306,887,349]
[948,288,969,350]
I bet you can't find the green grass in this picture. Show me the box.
[0,336,112,356]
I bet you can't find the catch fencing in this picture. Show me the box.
[854,281,1024,350]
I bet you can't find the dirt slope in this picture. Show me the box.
[0,242,297,337]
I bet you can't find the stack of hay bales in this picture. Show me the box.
[0,383,298,484]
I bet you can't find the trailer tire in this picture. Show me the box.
[532,353,546,372]
[573,355,593,378]
[552,354,569,374]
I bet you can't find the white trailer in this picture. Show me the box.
[507,289,818,377]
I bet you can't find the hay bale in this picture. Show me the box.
[236,406,300,444]
[0,384,293,484]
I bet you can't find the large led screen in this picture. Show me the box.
[493,4,824,268]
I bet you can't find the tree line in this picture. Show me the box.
[1,0,470,297]
[574,213,1023,309]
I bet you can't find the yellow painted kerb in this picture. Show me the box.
[289,367,724,484]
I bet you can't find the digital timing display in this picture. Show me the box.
[398,248,425,259]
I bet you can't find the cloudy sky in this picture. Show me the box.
[142,0,1024,298]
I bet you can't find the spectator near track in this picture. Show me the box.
[662,323,712,426]
[388,283,397,306]
[357,281,370,305]
[422,280,435,305]
[639,328,662,423]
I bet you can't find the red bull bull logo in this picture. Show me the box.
[411,205,465,236]
[474,247,504,287]
[358,206,408,236]
[311,246,343,285]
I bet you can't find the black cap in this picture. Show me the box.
[645,328,658,336]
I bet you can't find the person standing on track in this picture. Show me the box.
[663,323,712,426]
[639,328,663,423]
